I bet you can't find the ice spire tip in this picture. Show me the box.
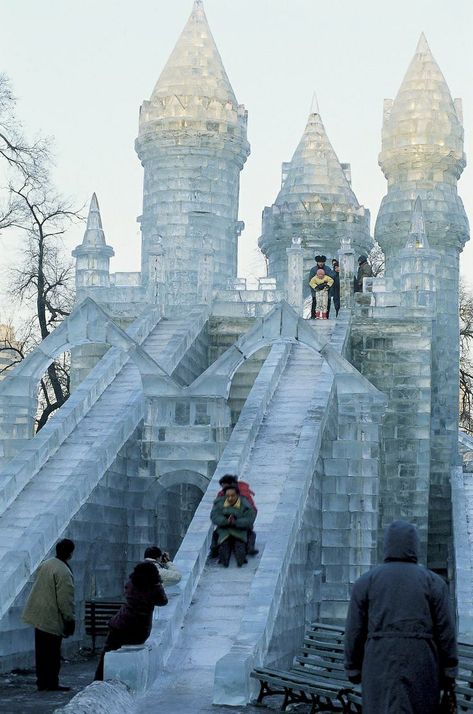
[84,192,103,237]
[90,192,99,212]
[416,32,431,55]
[310,92,320,116]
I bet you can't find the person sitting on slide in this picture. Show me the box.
[210,485,256,568]
[209,474,258,557]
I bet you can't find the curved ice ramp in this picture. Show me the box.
[107,315,386,708]
[0,305,209,624]
[0,303,162,514]
[0,299,169,466]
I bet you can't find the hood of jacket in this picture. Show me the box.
[383,520,419,563]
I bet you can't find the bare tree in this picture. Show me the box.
[460,281,473,434]
[369,241,385,277]
[0,74,48,229]
[0,74,81,430]
[6,177,81,429]
[0,321,29,374]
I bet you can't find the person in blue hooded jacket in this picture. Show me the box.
[344,521,457,714]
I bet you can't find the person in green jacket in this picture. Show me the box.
[22,539,75,692]
[210,485,256,567]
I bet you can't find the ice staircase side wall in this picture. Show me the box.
[0,424,142,671]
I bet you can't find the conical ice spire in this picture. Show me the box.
[72,192,114,289]
[150,1,237,106]
[381,34,464,157]
[81,193,107,248]
[405,196,430,250]
[276,111,358,206]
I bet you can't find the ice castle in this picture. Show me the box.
[0,1,471,708]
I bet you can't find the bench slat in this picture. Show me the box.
[84,600,123,652]
[251,667,342,691]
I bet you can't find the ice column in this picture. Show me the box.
[286,236,304,314]
[338,235,355,311]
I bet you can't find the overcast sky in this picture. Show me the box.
[0,0,472,318]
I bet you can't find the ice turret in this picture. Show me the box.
[259,110,371,295]
[72,193,114,290]
[375,33,468,260]
[136,1,250,306]
[375,35,469,569]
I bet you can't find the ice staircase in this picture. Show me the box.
[137,345,323,712]
[124,319,345,711]
[0,307,208,622]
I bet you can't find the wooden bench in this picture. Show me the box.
[84,599,122,652]
[251,622,359,713]
[457,642,473,712]
[253,621,473,713]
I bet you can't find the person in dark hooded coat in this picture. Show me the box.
[344,521,457,714]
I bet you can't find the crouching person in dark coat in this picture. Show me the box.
[344,520,457,714]
[94,561,168,680]
[210,485,256,567]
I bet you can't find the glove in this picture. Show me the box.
[63,620,75,638]
[348,673,361,685]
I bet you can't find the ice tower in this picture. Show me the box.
[135,0,250,306]
[375,34,469,567]
[72,193,114,295]
[259,108,371,293]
